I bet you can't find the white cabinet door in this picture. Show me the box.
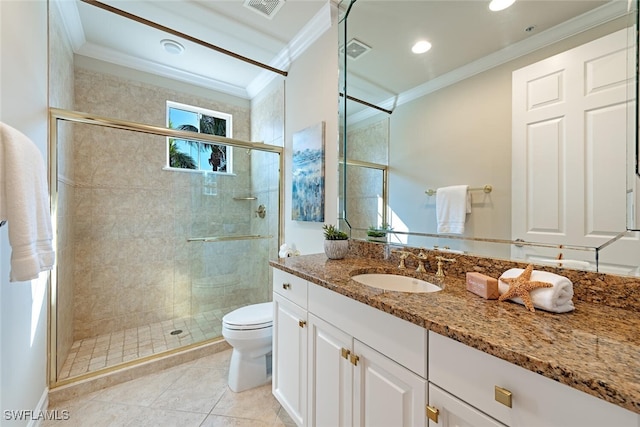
[428,384,506,427]
[273,292,308,427]
[512,28,639,269]
[353,340,427,427]
[307,313,353,427]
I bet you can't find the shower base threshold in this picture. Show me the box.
[57,306,242,381]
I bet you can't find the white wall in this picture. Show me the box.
[0,1,50,426]
[284,4,339,255]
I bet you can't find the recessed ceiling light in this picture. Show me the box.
[412,40,432,54]
[160,39,184,55]
[489,0,516,12]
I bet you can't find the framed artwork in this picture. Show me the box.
[292,122,325,222]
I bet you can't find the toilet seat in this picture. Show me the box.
[222,302,273,331]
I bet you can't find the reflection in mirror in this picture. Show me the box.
[49,0,288,384]
[340,0,640,276]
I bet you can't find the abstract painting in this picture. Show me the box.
[292,122,325,222]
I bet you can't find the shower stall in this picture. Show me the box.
[49,108,283,386]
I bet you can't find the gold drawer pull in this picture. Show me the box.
[427,405,439,423]
[350,354,360,366]
[282,283,291,289]
[495,385,512,408]
[341,348,351,359]
[298,320,306,328]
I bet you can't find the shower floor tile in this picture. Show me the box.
[58,306,243,381]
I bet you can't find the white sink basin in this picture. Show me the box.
[351,273,442,293]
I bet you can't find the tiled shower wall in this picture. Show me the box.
[250,78,285,300]
[71,66,270,340]
[342,118,389,234]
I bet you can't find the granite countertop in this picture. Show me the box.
[270,254,640,415]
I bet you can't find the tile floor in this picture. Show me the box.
[45,348,295,427]
[59,307,242,381]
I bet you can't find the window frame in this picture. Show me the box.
[166,100,234,174]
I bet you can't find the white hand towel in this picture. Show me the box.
[499,268,575,313]
[436,185,470,234]
[0,123,55,282]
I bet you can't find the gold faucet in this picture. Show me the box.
[415,250,428,273]
[391,250,412,270]
[435,256,456,278]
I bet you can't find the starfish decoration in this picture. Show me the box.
[498,264,553,312]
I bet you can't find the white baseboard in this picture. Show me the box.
[27,388,48,427]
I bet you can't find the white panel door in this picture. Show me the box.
[353,340,427,427]
[307,314,353,427]
[512,28,640,270]
[273,293,308,427]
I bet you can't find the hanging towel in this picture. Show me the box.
[436,185,470,234]
[498,268,575,313]
[0,122,55,282]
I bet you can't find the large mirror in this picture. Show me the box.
[339,0,640,275]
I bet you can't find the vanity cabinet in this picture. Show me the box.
[307,283,427,427]
[272,268,429,427]
[273,269,309,427]
[428,331,638,427]
[273,267,638,427]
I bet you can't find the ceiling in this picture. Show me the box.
[56,0,628,103]
[57,0,331,99]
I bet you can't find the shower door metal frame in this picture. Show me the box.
[48,107,285,387]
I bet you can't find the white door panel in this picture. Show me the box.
[513,27,638,270]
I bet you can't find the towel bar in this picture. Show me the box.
[425,185,492,196]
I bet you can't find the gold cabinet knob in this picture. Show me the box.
[341,348,351,359]
[282,283,291,289]
[298,320,306,328]
[349,354,360,366]
[495,385,512,408]
[426,405,440,423]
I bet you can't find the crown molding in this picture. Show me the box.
[247,1,333,98]
[57,0,333,101]
[77,42,250,98]
[54,0,85,52]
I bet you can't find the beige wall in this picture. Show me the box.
[284,4,339,254]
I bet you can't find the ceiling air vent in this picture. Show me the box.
[344,38,371,60]
[244,0,285,19]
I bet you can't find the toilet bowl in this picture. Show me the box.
[222,302,273,392]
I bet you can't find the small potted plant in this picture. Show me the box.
[366,223,393,242]
[322,224,349,260]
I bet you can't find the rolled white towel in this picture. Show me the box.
[499,268,575,313]
[278,243,300,258]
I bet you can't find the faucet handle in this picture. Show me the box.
[435,256,456,278]
[392,250,412,269]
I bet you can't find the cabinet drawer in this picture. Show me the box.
[428,331,638,427]
[273,268,308,309]
[428,383,506,427]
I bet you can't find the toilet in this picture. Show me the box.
[222,302,273,392]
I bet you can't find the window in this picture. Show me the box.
[166,101,233,173]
